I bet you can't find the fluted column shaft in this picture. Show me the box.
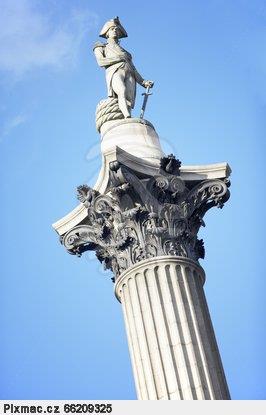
[115,256,230,400]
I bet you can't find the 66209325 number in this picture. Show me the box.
[64,403,112,413]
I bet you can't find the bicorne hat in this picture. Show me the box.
[99,17,127,39]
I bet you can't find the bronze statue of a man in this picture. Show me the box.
[93,17,153,118]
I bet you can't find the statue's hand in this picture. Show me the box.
[142,80,154,88]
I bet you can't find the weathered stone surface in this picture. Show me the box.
[95,97,124,132]
[94,17,154,120]
[61,153,230,281]
[53,117,231,400]
[115,256,231,400]
[52,119,230,237]
[100,118,164,162]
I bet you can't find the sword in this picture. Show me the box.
[140,85,153,119]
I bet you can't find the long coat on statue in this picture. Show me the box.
[93,41,144,109]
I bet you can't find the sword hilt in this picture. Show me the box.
[142,86,152,96]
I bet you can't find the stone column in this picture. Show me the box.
[115,256,230,400]
[56,119,231,400]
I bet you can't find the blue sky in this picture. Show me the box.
[0,0,265,400]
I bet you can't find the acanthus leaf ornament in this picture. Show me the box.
[61,155,230,281]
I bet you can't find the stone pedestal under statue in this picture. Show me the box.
[53,117,231,400]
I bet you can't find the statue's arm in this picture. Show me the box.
[130,62,145,85]
[130,61,153,88]
[93,44,124,68]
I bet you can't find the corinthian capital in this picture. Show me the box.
[61,154,230,281]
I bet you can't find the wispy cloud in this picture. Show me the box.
[0,0,98,77]
[1,113,28,140]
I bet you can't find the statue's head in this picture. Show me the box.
[99,17,127,39]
